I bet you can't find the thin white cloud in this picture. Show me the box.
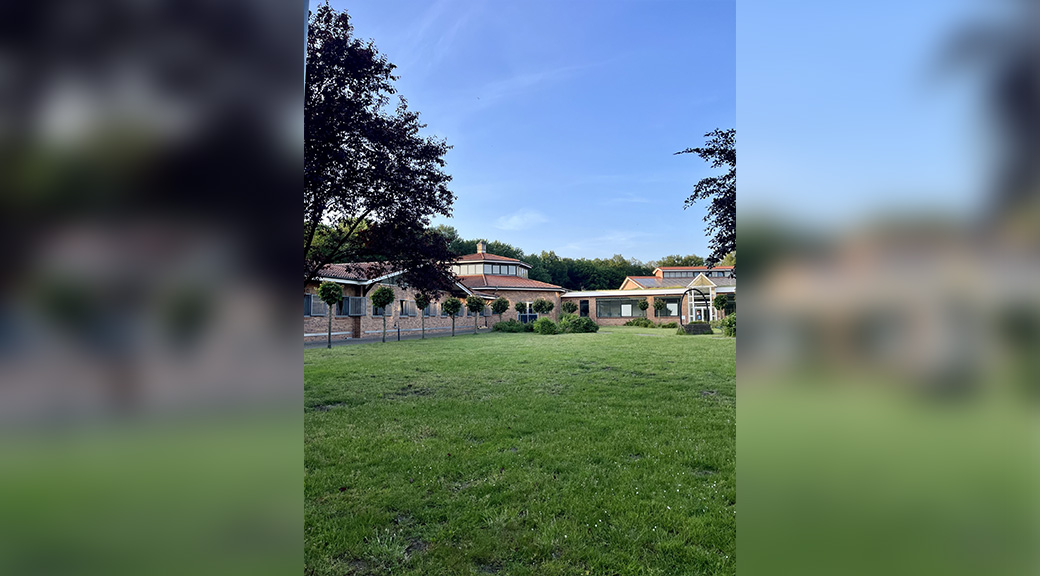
[394,0,478,75]
[556,231,657,257]
[495,209,548,231]
[603,193,652,205]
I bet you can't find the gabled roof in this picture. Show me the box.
[622,276,687,289]
[687,273,737,289]
[563,287,691,298]
[458,274,565,292]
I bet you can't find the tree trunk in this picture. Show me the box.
[451,318,455,336]
[421,315,425,339]
[474,314,478,334]
[382,316,386,343]
[327,305,332,349]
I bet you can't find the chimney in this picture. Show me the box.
[477,240,486,254]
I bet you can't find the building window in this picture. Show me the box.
[655,297,681,317]
[399,300,417,317]
[373,304,388,317]
[423,303,436,317]
[306,294,327,317]
[596,298,646,318]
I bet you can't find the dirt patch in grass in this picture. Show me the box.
[477,561,503,574]
[405,537,429,555]
[385,384,433,399]
[308,402,350,412]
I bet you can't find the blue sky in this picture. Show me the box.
[313,0,735,261]
[738,0,993,229]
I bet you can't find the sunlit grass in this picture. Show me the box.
[305,329,735,575]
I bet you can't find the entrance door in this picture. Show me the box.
[579,300,589,317]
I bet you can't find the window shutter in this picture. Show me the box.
[348,297,365,316]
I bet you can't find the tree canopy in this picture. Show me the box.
[304,3,455,292]
[648,254,705,268]
[676,129,735,267]
[430,228,718,291]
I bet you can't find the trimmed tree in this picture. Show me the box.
[414,293,432,339]
[561,301,577,315]
[532,298,554,316]
[317,281,343,349]
[638,298,650,317]
[491,297,510,323]
[369,286,395,343]
[514,300,528,321]
[466,295,486,334]
[713,293,733,317]
[442,297,462,336]
[653,298,667,318]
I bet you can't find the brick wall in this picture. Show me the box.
[304,282,564,341]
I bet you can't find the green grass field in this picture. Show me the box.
[304,327,736,575]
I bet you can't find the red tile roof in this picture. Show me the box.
[456,252,526,264]
[458,274,565,291]
[317,262,394,281]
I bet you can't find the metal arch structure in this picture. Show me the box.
[679,286,711,328]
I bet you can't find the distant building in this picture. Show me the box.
[561,265,735,325]
[304,241,564,341]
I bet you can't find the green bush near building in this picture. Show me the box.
[532,317,558,335]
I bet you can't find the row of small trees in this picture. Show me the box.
[316,281,560,347]
[631,295,735,319]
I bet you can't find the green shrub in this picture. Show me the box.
[624,318,655,328]
[532,317,558,335]
[659,322,678,329]
[570,316,599,333]
[492,319,526,333]
[679,322,713,335]
[557,313,577,333]
[720,314,736,337]
[555,314,598,334]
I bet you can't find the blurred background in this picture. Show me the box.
[0,1,303,574]
[739,0,1040,574]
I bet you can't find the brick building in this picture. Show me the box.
[560,265,735,326]
[304,241,564,341]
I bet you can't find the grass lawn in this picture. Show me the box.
[305,327,735,575]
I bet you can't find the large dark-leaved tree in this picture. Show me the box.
[304,3,455,291]
[676,129,735,268]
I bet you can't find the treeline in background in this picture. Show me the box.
[436,226,733,291]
